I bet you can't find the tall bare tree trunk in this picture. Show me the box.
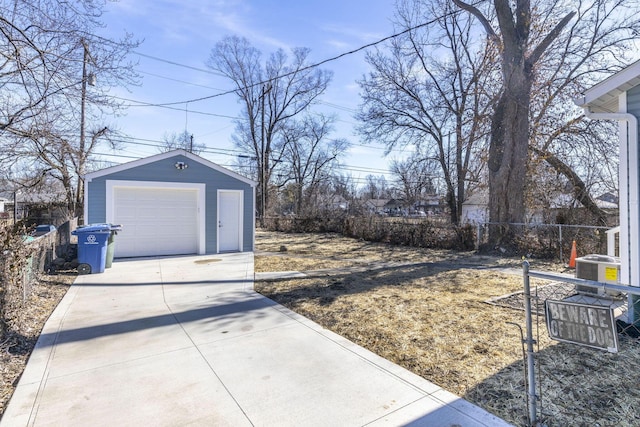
[488,66,531,234]
[454,0,575,247]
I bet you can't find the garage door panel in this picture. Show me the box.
[113,187,199,258]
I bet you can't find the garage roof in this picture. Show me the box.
[84,149,256,186]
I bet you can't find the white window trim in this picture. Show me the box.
[106,180,206,255]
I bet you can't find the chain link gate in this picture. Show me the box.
[521,262,640,426]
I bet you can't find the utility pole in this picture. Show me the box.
[260,83,272,225]
[77,40,95,219]
[13,190,19,225]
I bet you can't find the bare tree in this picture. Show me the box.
[453,0,575,242]
[207,36,332,219]
[524,1,639,225]
[160,130,206,155]
[450,0,640,235]
[0,0,140,215]
[277,114,349,215]
[390,153,439,209]
[357,0,494,224]
[361,175,394,200]
[331,174,358,201]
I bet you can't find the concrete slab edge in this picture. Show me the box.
[1,279,83,425]
[261,297,513,427]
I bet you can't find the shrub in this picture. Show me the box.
[263,215,474,251]
[0,224,34,339]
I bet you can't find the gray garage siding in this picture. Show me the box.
[85,151,256,253]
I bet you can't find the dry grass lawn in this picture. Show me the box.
[255,230,640,427]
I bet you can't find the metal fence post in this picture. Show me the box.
[522,261,537,426]
[558,224,563,263]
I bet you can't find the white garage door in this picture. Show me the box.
[112,187,199,258]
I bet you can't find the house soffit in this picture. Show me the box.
[574,59,640,113]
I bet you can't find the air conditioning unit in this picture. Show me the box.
[575,254,621,297]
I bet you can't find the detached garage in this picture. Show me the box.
[83,149,256,258]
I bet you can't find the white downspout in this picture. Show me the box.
[83,176,90,226]
[582,108,639,323]
[606,226,620,257]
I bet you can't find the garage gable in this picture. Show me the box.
[84,150,256,258]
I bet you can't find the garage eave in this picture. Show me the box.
[84,149,257,187]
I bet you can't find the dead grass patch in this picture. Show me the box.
[255,230,640,427]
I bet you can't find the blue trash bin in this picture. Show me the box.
[72,224,111,274]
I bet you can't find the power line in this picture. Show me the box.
[109,135,246,156]
[123,64,361,117]
[112,95,240,119]
[111,128,390,159]
[133,51,227,77]
[89,150,442,188]
[319,100,357,113]
[90,144,395,176]
[138,70,226,91]
[127,15,451,108]
[108,133,401,169]
[115,90,361,122]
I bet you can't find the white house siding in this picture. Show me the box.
[462,205,489,224]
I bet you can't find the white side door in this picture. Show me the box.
[218,190,242,252]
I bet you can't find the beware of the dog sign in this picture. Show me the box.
[545,300,618,353]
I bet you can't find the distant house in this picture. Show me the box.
[384,199,407,216]
[462,189,618,225]
[0,197,8,219]
[596,192,618,208]
[461,192,489,224]
[364,198,389,215]
[367,196,445,216]
[328,195,349,211]
[413,195,443,215]
[0,190,67,224]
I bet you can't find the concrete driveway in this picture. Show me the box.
[1,253,512,426]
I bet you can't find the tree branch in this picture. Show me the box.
[527,11,577,65]
[452,0,499,43]
[531,146,608,225]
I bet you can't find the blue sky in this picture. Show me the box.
[96,0,411,185]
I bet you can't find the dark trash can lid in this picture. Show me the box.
[72,224,112,235]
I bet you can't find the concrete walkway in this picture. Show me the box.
[1,253,512,426]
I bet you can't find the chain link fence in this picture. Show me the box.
[489,265,640,426]
[1,219,77,336]
[475,222,612,261]
[264,216,615,260]
[22,232,57,300]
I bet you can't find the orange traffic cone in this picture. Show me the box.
[568,240,577,268]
